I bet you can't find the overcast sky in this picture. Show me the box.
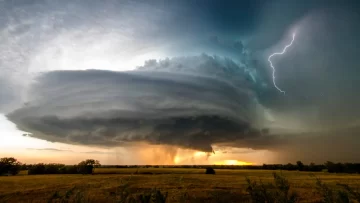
[1,0,360,164]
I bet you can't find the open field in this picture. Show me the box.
[1,168,360,202]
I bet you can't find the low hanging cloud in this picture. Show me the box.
[7,55,275,152]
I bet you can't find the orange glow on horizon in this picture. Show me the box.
[173,150,257,165]
[173,151,209,164]
[193,151,207,157]
[214,160,253,165]
[174,156,180,164]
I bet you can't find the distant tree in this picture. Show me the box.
[59,165,78,174]
[307,162,324,172]
[28,163,46,175]
[0,157,21,175]
[334,163,345,173]
[325,161,336,173]
[284,163,297,171]
[344,163,360,173]
[20,164,28,170]
[28,163,77,175]
[77,159,101,174]
[296,161,304,171]
[78,159,101,167]
[323,162,360,174]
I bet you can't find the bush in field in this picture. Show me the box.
[337,183,360,202]
[244,173,360,203]
[314,177,360,203]
[0,157,21,175]
[205,167,215,174]
[133,188,168,203]
[245,172,299,203]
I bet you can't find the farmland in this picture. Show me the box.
[1,168,360,202]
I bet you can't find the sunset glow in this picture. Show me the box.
[214,160,253,165]
[174,156,181,164]
[193,151,207,157]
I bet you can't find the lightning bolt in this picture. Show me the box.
[268,32,296,94]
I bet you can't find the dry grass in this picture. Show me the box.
[0,169,360,202]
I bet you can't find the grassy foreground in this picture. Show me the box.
[0,168,360,202]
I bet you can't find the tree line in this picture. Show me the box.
[260,161,360,173]
[1,157,360,176]
[106,161,325,172]
[0,157,100,175]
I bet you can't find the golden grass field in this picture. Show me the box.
[0,168,360,202]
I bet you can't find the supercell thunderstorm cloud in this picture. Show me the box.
[2,0,360,163]
[7,56,270,153]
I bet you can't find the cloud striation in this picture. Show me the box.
[7,55,274,152]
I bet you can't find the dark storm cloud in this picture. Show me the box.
[272,125,360,163]
[246,0,360,50]
[7,55,275,152]
[0,0,274,153]
[214,147,254,155]
[258,4,360,130]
